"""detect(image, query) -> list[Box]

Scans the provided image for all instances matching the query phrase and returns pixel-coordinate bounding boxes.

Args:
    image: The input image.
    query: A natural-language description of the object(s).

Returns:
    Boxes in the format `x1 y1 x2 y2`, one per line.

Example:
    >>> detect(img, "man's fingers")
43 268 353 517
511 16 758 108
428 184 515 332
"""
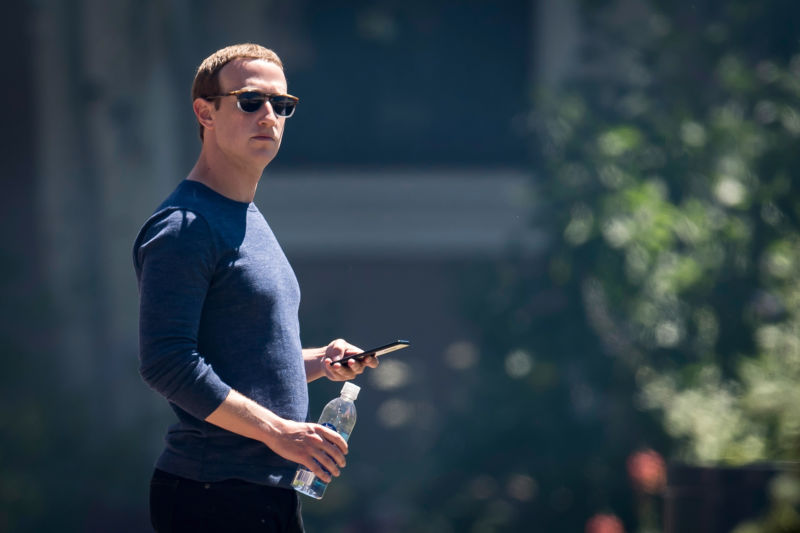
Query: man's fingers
303 458 334 483
303 433 347 482
345 355 377 373
361 354 379 368
313 447 343 476
319 425 349 456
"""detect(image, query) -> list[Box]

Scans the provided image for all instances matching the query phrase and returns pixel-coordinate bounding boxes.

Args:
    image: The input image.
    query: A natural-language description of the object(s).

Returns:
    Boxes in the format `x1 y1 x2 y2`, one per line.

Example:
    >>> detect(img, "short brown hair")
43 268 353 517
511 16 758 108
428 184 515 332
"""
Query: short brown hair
191 44 284 140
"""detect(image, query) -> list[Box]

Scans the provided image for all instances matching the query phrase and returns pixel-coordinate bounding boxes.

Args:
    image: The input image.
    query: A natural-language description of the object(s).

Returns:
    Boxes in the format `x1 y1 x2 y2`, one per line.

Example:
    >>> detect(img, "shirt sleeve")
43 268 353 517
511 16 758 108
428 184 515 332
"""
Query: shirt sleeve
134 208 232 419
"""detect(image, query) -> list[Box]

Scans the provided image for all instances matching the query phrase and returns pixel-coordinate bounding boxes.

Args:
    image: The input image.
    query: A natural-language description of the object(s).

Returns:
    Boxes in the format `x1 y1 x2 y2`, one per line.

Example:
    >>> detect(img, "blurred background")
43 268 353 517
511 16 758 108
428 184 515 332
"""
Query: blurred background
3 0 800 531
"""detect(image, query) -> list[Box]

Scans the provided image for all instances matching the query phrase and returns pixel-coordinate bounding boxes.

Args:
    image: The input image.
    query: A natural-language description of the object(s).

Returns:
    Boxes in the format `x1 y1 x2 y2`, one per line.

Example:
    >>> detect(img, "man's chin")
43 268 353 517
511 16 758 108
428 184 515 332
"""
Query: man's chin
254 150 279 168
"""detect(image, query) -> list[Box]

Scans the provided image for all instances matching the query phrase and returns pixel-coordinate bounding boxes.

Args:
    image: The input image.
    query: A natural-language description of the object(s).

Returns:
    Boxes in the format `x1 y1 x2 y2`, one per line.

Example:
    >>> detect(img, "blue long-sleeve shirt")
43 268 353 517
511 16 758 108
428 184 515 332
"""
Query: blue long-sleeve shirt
133 179 308 487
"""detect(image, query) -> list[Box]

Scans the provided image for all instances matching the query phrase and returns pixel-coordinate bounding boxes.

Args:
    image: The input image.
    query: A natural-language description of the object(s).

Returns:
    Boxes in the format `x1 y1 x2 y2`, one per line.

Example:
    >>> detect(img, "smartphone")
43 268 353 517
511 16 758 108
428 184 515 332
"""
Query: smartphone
329 340 411 365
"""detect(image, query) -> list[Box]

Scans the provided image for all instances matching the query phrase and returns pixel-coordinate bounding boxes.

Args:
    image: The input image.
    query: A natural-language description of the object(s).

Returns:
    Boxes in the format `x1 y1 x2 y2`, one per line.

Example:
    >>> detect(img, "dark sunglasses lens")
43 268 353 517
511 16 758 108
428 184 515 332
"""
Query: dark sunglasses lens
237 93 266 113
236 92 296 116
270 96 296 117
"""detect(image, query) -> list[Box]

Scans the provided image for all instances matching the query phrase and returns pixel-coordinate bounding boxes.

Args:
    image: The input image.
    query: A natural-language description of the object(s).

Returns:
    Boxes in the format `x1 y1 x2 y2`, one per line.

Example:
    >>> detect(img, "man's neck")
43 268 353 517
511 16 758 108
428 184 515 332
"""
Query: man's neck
187 150 263 204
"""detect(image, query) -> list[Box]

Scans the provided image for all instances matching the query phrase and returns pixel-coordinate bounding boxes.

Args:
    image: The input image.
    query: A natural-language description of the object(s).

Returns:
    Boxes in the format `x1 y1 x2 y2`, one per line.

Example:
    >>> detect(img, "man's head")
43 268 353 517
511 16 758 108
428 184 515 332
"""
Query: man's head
192 44 284 141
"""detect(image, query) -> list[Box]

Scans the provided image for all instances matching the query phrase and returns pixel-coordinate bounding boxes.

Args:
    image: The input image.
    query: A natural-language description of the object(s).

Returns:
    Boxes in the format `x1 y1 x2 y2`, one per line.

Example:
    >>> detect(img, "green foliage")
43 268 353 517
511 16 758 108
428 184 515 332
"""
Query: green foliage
536 0 800 468
414 1 800 531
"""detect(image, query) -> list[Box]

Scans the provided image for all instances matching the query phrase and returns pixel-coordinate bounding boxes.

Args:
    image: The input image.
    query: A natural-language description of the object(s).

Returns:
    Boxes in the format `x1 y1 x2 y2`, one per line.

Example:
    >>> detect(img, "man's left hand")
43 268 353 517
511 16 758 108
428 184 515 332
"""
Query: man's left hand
322 338 379 381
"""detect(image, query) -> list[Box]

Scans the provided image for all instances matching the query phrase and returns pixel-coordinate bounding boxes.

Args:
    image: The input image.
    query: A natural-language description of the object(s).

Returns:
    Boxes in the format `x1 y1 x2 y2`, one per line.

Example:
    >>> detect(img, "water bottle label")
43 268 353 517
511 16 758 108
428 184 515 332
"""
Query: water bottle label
294 469 315 487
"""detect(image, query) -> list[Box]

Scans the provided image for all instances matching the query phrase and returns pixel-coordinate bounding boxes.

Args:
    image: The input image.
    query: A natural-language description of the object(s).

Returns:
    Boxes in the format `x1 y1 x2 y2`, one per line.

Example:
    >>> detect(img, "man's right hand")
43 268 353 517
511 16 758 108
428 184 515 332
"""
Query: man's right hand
204 389 348 483
266 419 348 482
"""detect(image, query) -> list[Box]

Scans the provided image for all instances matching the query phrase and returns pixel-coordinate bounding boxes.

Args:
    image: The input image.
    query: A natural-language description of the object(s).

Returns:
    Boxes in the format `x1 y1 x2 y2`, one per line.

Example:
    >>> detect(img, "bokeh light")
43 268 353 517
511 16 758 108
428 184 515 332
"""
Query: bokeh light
504 349 534 379
443 340 479 370
368 359 411 391
376 398 414 429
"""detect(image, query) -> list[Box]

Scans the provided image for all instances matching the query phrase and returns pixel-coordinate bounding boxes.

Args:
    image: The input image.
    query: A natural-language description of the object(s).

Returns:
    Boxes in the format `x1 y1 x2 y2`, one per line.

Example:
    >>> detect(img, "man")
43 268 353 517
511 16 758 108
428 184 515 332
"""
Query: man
133 43 377 532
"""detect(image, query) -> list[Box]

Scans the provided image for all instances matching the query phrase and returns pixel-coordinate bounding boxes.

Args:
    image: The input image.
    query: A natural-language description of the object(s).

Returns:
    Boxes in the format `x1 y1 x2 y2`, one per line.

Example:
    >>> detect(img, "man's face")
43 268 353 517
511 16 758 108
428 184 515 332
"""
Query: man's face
207 58 289 169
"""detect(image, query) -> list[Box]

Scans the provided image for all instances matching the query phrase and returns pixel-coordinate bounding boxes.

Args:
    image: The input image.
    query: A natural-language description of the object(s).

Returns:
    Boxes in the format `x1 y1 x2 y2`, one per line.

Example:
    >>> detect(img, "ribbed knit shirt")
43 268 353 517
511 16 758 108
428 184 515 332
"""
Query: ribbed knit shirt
133 179 308 487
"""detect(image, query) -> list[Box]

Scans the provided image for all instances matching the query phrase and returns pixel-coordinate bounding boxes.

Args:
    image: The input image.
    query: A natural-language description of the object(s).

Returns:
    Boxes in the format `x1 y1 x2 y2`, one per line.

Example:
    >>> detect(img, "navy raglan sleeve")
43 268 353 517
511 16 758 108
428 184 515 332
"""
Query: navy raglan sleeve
133 208 232 419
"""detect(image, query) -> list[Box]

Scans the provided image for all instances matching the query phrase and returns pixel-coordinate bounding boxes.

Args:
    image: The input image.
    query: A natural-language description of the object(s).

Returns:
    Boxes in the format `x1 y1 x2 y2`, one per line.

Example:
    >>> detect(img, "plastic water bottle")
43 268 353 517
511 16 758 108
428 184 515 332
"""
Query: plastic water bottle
292 382 360 499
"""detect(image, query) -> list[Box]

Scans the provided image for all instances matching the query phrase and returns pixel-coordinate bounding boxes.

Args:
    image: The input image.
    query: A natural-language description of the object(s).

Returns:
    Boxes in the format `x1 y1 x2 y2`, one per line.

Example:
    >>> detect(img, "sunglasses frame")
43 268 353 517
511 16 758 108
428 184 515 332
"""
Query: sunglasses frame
205 89 299 117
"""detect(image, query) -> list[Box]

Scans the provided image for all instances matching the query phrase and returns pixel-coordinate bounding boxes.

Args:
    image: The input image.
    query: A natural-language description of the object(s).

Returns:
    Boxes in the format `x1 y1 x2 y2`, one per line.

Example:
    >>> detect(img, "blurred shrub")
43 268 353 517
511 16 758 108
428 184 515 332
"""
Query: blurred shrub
410 1 800 531
533 0 800 467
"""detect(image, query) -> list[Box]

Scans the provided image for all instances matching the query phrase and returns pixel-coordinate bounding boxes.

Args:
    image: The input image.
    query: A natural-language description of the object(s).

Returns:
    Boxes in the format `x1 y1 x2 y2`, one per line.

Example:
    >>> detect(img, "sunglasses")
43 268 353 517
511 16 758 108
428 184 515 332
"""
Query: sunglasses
206 89 299 117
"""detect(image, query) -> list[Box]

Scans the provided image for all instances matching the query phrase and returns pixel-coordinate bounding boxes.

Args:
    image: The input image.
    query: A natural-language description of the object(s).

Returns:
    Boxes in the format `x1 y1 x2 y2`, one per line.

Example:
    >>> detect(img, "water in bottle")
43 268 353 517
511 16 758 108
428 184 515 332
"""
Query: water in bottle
292 382 360 499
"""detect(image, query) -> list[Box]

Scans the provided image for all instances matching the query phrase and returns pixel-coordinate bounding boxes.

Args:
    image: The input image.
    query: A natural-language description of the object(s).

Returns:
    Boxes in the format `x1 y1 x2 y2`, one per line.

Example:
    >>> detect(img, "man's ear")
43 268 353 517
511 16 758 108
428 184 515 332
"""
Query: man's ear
193 98 215 131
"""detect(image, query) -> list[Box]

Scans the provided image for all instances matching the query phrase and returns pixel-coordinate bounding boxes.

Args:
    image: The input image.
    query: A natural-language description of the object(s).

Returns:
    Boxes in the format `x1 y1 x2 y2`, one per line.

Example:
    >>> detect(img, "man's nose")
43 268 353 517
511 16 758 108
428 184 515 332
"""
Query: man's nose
258 101 278 125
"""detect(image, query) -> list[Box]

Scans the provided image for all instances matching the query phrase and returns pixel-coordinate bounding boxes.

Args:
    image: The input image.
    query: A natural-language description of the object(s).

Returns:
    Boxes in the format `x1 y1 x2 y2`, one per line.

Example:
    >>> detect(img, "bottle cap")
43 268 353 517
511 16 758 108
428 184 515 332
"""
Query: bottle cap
341 382 360 400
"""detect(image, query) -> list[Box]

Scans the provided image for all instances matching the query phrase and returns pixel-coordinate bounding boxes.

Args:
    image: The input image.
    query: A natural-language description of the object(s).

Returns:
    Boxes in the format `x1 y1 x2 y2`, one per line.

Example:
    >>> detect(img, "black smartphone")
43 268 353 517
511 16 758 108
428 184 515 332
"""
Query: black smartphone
329 340 410 365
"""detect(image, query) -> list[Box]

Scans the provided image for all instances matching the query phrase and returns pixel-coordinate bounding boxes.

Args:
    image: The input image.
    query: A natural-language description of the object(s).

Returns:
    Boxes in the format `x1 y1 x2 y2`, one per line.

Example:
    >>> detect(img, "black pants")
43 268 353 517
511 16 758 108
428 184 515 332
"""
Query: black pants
149 469 305 533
